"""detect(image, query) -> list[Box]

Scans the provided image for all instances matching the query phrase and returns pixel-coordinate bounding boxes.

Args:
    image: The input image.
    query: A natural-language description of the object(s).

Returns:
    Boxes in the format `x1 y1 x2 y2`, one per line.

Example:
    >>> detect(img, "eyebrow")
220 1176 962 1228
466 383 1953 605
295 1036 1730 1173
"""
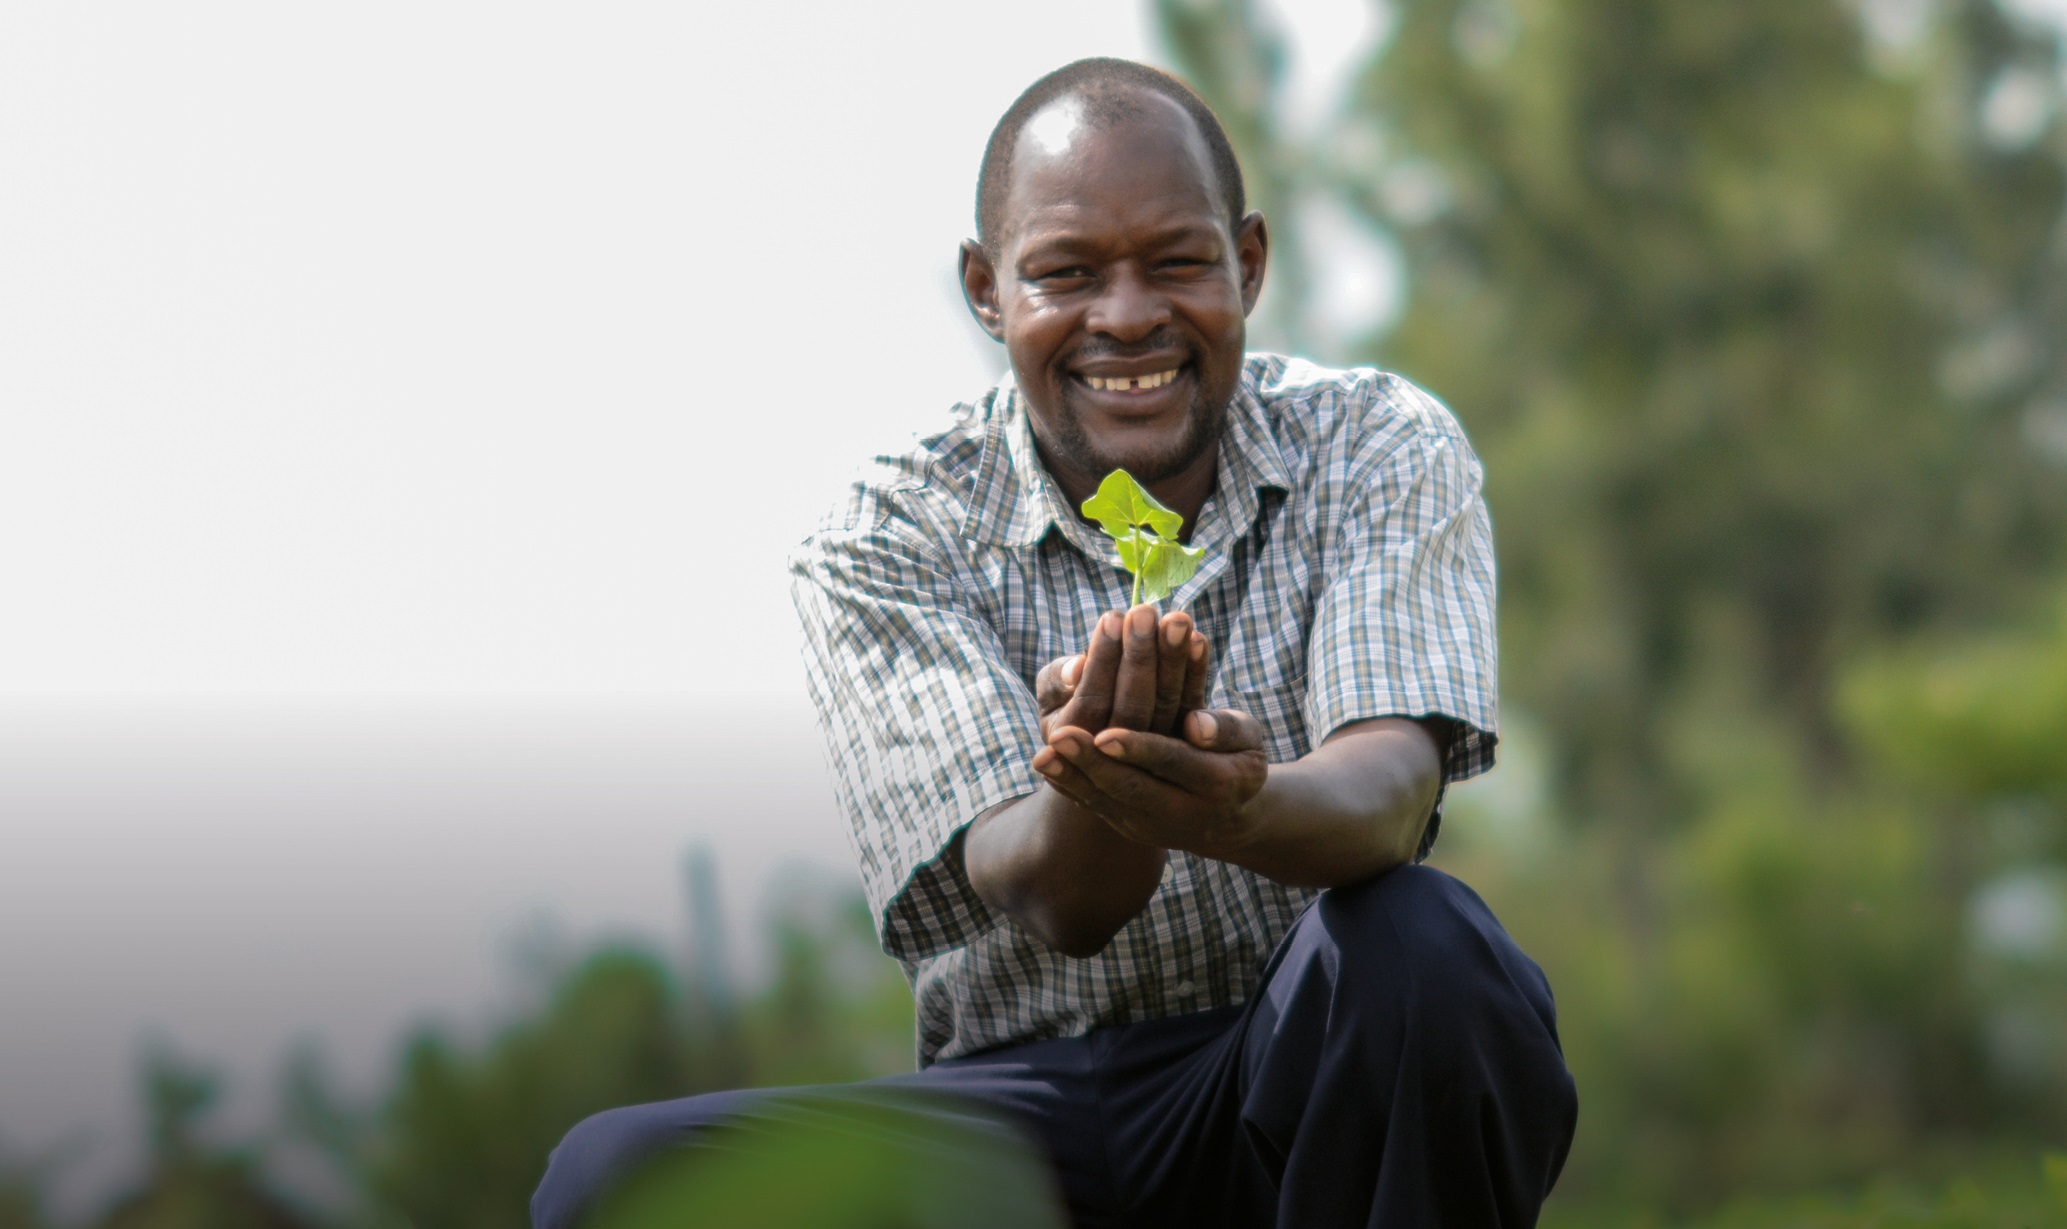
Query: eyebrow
1014 221 1224 264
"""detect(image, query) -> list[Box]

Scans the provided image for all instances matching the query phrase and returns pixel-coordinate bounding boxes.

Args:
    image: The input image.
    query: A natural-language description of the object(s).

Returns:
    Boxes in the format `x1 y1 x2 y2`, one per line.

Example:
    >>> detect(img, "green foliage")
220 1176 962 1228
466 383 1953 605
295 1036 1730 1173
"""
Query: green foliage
0 888 920 1229
1543 1154 2067 1227
361 948 700 1229
87 1052 319 1229
1081 469 1206 604
587 1091 1065 1229
309 891 914 1229
1841 589 2067 802
741 894 925 1087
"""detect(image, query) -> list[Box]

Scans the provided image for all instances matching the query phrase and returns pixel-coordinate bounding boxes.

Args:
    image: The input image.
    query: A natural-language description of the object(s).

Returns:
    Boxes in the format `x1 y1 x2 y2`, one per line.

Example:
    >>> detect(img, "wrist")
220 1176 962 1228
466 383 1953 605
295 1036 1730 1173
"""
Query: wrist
1192 764 1274 862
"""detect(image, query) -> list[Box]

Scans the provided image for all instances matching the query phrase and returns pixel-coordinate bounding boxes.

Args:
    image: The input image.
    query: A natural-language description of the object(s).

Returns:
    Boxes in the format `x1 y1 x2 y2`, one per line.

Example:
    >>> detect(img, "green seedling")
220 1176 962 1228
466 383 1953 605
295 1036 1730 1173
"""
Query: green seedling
1081 469 1206 606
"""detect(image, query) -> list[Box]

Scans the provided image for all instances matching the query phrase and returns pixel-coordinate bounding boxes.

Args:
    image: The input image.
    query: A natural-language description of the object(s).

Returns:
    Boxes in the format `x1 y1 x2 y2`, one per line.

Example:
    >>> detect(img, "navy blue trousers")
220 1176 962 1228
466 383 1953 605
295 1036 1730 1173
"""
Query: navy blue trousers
533 865 1578 1228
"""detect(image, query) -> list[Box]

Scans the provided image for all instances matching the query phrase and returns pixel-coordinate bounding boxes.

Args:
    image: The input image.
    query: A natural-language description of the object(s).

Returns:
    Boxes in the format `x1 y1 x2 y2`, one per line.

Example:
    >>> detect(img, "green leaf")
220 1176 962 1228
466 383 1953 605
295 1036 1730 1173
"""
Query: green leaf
1081 469 1205 604
1080 470 1183 542
1135 537 1205 604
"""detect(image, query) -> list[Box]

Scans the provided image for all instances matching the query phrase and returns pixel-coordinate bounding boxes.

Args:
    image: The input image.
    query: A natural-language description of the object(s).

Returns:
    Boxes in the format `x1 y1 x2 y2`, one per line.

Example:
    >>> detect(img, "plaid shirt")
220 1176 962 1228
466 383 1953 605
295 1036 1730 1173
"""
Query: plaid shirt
790 354 1498 1066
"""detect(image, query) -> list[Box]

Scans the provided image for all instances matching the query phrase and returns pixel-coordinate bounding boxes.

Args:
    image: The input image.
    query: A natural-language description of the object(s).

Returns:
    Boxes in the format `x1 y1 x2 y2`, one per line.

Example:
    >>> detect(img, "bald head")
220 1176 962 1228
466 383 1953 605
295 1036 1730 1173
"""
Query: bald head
975 58 1246 255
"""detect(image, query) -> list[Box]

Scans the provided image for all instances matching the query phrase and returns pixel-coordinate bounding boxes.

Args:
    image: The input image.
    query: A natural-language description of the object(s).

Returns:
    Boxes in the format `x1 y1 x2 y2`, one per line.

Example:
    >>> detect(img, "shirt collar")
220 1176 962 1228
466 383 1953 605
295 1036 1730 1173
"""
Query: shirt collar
961 361 1291 552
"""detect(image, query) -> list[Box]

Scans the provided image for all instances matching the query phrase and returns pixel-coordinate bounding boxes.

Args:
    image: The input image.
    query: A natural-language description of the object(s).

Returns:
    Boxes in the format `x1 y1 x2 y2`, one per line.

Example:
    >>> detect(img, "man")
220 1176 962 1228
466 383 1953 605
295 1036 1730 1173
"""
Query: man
534 58 1576 1228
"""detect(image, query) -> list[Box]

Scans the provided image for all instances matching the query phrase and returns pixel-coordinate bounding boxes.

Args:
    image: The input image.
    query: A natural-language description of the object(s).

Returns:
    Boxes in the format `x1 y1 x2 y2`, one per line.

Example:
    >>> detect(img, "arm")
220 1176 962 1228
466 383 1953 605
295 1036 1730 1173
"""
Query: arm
962 603 1212 957
1220 715 1448 885
962 789 1166 959
1037 709 1447 890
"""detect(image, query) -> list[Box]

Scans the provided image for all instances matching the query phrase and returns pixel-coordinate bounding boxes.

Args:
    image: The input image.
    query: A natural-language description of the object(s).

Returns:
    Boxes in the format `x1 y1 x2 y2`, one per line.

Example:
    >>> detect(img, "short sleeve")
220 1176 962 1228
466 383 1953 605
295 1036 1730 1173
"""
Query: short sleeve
1303 394 1499 786
790 517 1043 963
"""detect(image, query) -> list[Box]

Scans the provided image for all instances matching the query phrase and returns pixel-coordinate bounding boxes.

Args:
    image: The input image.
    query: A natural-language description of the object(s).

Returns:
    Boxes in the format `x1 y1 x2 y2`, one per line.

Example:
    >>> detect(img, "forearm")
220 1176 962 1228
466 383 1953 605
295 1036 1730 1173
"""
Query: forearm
963 787 1167 958
1205 718 1444 888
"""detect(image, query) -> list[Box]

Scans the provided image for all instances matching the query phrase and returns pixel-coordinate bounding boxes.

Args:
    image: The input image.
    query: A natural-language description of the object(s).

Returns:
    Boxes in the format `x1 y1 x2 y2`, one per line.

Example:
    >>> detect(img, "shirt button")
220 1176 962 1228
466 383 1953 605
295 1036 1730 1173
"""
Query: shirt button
1175 980 1195 997
1161 863 1176 885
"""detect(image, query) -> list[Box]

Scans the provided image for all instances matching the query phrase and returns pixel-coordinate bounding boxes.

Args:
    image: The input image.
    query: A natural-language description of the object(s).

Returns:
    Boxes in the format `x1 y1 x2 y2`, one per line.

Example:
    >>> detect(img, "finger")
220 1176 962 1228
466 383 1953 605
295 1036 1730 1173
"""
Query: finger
1055 730 1200 815
1178 633 1212 720
1183 707 1266 754
1038 756 1155 843
1034 653 1084 716
1149 611 1193 736
1033 744 1102 810
1053 612 1122 734
1091 727 1265 797
1037 728 1125 813
1109 604 1161 730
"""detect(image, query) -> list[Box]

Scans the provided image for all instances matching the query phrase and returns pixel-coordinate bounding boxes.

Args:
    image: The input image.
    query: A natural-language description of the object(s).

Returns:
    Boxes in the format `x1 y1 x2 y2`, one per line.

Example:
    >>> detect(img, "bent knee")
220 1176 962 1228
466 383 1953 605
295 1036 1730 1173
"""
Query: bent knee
1320 865 1558 1034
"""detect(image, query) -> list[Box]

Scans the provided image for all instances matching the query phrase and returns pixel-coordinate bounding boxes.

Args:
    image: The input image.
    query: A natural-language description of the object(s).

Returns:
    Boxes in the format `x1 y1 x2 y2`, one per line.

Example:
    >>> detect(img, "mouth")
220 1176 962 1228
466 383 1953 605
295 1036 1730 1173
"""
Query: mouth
1078 367 1183 393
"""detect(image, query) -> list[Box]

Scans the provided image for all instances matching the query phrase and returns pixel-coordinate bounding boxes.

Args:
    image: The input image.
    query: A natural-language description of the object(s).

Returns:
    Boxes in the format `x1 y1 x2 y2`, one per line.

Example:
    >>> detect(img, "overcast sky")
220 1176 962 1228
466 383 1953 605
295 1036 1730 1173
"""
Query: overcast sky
0 0 1421 713
1 3 1136 707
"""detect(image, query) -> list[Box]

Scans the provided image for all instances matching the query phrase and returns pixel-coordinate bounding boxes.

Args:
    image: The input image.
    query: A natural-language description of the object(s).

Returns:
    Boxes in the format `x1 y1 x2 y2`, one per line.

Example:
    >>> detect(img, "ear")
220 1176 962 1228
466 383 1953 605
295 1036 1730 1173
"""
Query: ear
1234 211 1269 316
959 239 1006 341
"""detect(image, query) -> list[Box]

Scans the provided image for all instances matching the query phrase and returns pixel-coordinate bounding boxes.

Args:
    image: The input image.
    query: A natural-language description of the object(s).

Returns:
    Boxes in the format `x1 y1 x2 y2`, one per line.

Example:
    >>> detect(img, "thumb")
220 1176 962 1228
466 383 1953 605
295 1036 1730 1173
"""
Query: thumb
1185 708 1263 752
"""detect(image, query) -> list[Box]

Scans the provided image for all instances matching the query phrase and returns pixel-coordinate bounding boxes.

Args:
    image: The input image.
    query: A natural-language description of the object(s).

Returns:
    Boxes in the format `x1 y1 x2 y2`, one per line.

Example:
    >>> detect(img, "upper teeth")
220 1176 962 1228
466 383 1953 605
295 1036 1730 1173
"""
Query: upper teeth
1087 369 1179 392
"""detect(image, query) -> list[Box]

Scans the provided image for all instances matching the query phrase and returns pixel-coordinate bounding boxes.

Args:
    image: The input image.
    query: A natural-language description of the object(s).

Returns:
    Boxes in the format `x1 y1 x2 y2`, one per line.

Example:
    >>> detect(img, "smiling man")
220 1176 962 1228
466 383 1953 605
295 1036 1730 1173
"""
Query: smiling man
533 59 1576 1229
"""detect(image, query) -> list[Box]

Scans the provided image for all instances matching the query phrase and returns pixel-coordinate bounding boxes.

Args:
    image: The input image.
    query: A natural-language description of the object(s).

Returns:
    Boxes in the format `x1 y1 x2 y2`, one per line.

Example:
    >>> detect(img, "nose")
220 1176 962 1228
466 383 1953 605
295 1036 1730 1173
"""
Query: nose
1084 263 1170 343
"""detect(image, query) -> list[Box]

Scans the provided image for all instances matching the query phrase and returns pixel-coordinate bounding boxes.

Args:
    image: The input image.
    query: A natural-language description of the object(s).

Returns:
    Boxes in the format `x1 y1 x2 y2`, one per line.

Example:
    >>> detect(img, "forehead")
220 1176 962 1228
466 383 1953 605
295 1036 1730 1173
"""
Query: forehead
1000 91 1227 253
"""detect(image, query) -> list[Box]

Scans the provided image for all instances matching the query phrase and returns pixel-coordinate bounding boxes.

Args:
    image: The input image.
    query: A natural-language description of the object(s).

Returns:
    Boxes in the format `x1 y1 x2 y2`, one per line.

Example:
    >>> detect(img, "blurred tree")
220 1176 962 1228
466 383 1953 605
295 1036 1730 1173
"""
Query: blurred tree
272 887 914 1228
355 947 700 1229
744 892 924 1087
89 1052 318 1229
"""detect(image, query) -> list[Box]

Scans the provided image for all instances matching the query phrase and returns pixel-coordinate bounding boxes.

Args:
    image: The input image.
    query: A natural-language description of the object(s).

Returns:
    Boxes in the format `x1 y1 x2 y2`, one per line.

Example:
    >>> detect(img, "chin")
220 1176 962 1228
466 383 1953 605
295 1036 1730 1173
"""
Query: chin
1046 389 1225 485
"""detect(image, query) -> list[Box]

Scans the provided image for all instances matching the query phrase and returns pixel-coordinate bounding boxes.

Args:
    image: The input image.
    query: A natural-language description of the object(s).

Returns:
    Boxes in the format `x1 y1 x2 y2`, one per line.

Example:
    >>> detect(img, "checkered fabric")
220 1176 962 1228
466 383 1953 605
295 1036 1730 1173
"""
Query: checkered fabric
789 354 1499 1066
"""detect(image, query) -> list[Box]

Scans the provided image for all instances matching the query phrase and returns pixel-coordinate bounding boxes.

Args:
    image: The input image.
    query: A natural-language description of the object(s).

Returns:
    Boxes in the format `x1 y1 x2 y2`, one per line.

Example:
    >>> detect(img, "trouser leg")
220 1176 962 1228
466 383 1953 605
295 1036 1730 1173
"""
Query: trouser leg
534 865 1576 1229
1237 864 1577 1228
1087 865 1574 1229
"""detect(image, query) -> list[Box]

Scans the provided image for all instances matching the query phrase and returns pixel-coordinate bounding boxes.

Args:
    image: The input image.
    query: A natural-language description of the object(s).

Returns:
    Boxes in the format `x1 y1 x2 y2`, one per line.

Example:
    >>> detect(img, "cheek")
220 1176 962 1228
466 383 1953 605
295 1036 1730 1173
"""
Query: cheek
1175 288 1247 341
1004 303 1078 369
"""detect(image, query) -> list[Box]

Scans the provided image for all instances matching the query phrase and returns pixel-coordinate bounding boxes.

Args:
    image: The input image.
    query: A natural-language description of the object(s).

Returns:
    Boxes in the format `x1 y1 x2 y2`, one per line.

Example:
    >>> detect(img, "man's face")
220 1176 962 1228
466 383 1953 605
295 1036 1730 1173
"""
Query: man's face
962 93 1268 492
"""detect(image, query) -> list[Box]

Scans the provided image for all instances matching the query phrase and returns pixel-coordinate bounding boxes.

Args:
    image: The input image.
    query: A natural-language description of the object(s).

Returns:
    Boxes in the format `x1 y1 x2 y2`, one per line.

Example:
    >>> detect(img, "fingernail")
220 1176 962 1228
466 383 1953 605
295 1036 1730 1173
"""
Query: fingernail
1194 712 1218 743
1096 734 1127 759
1099 613 1121 640
1128 606 1155 634
1164 621 1187 648
1063 655 1083 684
1037 759 1061 777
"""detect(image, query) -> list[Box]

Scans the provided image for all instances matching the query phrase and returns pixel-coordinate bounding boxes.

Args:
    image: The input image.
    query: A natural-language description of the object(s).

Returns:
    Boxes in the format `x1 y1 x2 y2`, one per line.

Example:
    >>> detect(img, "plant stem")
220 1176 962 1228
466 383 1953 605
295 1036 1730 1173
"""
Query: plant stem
1131 571 1141 606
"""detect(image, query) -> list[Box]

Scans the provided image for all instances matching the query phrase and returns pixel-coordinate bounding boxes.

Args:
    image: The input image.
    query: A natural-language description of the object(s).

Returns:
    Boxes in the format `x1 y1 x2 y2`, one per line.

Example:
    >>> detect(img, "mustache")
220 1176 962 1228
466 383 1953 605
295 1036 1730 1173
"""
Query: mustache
1068 330 1195 365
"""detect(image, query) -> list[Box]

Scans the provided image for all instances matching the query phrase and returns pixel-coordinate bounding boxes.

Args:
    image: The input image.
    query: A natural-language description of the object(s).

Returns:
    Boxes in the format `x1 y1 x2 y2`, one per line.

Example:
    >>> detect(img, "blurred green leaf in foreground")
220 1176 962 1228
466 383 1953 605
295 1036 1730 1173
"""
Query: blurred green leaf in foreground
586 1090 1065 1229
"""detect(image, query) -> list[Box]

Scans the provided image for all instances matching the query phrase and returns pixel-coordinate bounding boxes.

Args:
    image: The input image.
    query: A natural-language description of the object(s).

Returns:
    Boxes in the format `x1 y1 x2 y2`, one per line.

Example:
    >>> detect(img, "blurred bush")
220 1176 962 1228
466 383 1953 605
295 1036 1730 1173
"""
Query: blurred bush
1 885 916 1228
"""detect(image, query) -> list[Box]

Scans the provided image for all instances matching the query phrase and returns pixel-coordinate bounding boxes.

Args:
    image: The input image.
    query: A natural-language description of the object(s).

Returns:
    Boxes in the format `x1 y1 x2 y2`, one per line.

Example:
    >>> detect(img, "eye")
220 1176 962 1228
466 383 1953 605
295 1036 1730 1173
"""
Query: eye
1033 265 1094 282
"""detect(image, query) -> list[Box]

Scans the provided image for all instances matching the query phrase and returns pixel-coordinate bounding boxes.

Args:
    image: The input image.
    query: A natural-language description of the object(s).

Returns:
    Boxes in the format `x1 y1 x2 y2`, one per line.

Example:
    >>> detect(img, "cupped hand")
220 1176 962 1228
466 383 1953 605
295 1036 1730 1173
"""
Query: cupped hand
1034 605 1211 740
1031 707 1269 857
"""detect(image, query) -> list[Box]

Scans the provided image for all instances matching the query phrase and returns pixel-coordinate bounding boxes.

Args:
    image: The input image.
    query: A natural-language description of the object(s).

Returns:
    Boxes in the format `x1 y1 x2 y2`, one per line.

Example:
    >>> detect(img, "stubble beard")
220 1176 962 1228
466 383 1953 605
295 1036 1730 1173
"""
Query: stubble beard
1044 378 1228 486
